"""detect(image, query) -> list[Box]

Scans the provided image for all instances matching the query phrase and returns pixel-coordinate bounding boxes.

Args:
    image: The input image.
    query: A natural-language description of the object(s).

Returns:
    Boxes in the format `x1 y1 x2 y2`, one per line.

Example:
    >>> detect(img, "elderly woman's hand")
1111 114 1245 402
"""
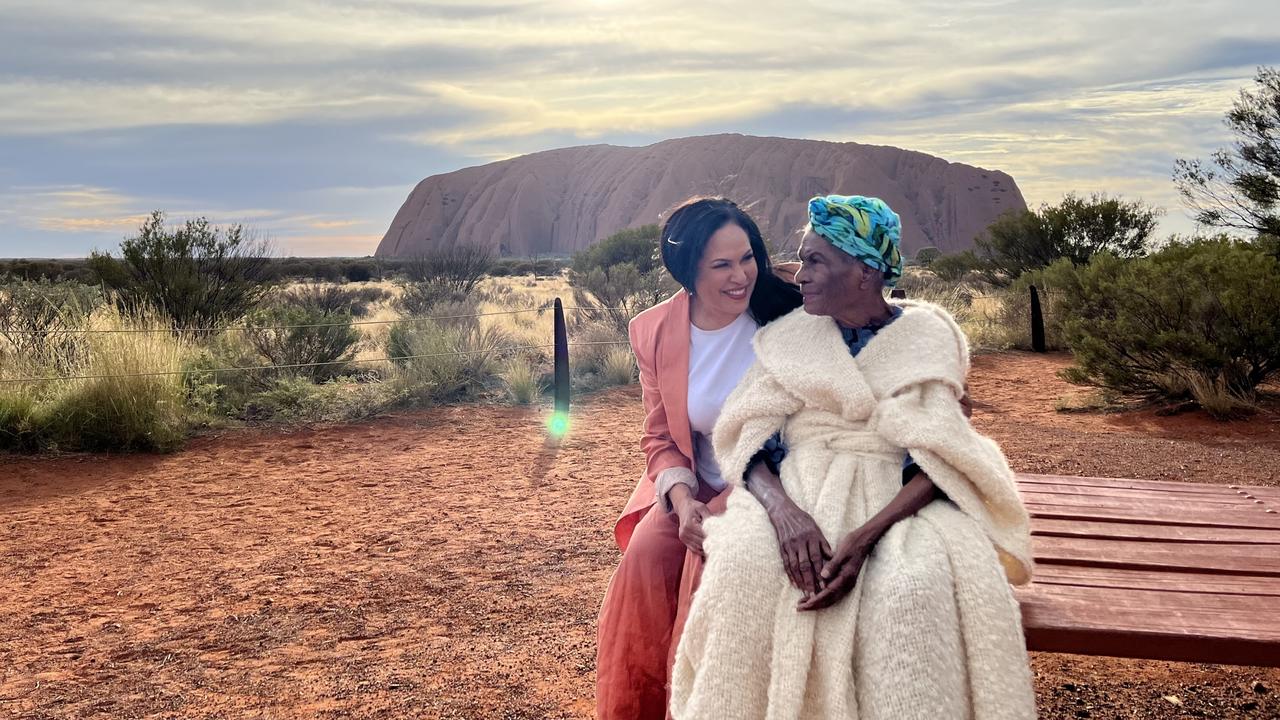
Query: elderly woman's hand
744 462 831 595
796 526 876 611
766 500 833 597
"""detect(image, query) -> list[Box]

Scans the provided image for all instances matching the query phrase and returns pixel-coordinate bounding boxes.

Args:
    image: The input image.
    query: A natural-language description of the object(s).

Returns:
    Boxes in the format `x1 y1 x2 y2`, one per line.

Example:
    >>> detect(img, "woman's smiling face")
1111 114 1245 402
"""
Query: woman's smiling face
693 221 758 319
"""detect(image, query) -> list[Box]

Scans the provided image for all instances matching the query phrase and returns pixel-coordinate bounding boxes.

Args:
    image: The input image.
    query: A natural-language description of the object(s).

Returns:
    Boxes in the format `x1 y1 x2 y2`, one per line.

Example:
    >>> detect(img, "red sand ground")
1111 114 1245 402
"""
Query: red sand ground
1 351 1278 719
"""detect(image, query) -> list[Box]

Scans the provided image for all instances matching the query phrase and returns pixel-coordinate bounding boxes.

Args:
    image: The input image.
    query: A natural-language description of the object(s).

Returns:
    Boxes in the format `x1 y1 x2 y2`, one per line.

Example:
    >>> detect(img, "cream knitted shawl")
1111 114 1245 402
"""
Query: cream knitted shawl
670 301 1036 720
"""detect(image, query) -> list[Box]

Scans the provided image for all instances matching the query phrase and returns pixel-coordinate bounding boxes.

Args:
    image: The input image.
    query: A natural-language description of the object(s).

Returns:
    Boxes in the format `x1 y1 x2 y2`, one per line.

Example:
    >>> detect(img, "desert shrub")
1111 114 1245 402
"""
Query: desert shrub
89 211 274 331
570 321 626 374
572 225 661 276
278 283 384 318
0 377 48 450
181 331 264 417
914 246 942 266
929 251 985 281
402 245 493 293
1056 237 1280 417
397 280 468 317
238 375 395 424
344 262 374 283
349 284 392 306
569 225 672 331
387 319 509 402
244 297 362 383
501 356 544 404
0 278 101 368
987 265 1073 351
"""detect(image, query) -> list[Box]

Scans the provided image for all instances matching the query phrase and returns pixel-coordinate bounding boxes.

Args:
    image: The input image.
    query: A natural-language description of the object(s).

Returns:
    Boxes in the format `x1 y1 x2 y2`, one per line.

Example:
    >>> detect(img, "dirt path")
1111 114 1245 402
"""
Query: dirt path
1 352 1277 718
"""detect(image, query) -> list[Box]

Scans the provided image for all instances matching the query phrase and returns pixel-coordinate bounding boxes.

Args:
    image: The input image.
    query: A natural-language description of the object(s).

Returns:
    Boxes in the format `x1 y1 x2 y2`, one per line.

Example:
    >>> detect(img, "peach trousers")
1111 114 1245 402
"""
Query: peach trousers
595 485 730 720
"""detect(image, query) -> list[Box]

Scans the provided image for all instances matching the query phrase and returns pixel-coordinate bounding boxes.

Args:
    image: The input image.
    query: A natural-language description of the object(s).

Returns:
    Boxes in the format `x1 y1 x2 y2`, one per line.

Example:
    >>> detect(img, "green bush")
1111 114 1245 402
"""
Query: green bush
239 375 396 424
929 251 985 281
90 211 274 331
1055 237 1280 417
991 264 1074 351
0 305 190 452
500 355 544 404
571 225 661 276
245 303 363 383
914 246 942 266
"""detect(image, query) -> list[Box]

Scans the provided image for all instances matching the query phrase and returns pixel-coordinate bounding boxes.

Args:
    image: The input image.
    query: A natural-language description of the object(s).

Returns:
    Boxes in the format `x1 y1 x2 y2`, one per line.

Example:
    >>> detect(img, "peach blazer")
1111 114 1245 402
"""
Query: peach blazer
614 289 696 552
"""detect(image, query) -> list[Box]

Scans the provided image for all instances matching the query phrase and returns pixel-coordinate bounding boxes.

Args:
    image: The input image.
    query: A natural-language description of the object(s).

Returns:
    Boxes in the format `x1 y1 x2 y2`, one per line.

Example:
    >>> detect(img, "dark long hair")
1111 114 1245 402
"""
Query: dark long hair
659 197 802 325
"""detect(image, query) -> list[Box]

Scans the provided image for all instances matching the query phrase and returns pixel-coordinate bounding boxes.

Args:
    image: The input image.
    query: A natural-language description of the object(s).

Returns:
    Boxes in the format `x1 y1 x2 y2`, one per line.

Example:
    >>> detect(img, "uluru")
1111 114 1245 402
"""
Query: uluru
375 134 1026 258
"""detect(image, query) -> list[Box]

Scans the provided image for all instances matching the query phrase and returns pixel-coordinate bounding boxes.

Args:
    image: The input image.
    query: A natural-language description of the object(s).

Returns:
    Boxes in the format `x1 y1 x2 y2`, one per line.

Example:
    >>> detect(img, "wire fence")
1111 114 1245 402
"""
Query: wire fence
0 340 632 385
0 304 636 385
0 305 631 335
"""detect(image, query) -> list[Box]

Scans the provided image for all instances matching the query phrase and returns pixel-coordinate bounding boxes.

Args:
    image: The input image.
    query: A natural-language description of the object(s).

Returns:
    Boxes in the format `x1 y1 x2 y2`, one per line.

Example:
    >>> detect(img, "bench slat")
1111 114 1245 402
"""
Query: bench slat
1031 565 1280 596
1031 518 1280 545
1032 536 1280 574
1024 503 1280 530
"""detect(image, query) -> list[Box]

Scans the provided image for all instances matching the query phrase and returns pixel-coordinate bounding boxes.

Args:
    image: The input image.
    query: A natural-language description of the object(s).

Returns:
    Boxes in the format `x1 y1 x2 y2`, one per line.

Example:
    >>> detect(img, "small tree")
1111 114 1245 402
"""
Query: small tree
569 225 672 331
1174 66 1280 238
975 194 1162 283
570 225 662 277
90 211 273 331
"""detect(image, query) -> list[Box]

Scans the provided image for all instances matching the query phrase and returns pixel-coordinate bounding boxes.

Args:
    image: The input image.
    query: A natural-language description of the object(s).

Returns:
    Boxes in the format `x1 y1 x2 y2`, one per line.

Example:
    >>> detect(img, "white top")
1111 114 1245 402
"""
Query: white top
687 311 760 491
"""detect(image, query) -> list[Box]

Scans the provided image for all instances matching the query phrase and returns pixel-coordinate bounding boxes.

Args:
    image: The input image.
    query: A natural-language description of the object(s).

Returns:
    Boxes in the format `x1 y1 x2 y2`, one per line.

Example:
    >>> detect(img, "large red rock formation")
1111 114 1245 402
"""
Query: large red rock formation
376 134 1025 258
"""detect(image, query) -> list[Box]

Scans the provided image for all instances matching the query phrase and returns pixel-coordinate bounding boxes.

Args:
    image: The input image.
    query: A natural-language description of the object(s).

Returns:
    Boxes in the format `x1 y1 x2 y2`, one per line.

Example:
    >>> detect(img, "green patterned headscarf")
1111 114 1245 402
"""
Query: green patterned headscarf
807 194 903 287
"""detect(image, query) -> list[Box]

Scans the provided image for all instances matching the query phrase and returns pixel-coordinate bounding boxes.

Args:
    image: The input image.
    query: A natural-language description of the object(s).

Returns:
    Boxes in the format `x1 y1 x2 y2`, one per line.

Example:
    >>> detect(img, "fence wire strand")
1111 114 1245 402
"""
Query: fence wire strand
0 340 632 385
0 306 632 335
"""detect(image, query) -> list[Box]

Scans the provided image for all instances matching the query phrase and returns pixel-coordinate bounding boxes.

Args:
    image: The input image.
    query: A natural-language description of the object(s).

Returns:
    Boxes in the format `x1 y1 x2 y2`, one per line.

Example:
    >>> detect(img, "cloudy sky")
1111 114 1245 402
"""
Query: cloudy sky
2 0 1277 258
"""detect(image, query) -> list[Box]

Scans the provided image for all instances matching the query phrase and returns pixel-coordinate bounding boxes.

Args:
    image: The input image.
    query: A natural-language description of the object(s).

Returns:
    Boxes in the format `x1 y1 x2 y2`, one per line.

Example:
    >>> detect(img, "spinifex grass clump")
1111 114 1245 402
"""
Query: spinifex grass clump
0 304 191 451
500 355 545 405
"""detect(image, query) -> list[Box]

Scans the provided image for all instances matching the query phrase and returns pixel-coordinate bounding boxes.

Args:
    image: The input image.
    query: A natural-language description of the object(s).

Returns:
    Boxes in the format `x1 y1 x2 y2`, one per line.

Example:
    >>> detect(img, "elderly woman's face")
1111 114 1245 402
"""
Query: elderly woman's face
794 229 866 317
693 221 758 319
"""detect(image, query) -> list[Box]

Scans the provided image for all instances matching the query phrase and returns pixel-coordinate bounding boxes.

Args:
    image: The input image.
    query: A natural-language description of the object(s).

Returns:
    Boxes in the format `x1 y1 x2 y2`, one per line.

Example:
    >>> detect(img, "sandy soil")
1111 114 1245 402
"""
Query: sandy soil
1 351 1277 719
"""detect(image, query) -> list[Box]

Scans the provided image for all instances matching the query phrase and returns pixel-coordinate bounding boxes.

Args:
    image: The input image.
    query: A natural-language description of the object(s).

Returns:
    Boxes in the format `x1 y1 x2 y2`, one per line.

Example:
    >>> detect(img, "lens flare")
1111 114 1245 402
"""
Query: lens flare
548 411 569 438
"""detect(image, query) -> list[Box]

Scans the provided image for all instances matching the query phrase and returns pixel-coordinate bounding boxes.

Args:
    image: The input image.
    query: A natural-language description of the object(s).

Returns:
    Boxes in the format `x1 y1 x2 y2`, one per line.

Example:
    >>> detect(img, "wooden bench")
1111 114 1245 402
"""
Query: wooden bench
1014 474 1280 667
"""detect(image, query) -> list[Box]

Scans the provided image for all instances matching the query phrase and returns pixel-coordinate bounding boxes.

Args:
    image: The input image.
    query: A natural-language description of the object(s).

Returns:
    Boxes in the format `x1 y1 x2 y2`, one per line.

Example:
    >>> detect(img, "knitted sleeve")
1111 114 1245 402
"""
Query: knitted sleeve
873 380 1034 585
712 361 804 490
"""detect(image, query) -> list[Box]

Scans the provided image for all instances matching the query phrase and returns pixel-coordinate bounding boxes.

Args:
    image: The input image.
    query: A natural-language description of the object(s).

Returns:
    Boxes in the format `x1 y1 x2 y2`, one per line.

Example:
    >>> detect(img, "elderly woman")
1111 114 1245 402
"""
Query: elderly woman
670 195 1036 720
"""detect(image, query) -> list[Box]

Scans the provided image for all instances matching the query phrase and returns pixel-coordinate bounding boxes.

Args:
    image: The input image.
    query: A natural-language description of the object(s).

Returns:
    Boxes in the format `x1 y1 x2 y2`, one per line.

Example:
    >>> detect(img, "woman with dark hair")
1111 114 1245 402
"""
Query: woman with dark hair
670 195 1033 720
596 196 831 720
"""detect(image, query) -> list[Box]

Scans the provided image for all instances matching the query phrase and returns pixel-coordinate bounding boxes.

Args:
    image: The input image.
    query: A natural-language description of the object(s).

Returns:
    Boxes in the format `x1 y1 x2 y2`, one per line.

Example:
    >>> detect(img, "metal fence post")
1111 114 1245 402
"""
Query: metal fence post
551 297 570 435
1030 285 1046 353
